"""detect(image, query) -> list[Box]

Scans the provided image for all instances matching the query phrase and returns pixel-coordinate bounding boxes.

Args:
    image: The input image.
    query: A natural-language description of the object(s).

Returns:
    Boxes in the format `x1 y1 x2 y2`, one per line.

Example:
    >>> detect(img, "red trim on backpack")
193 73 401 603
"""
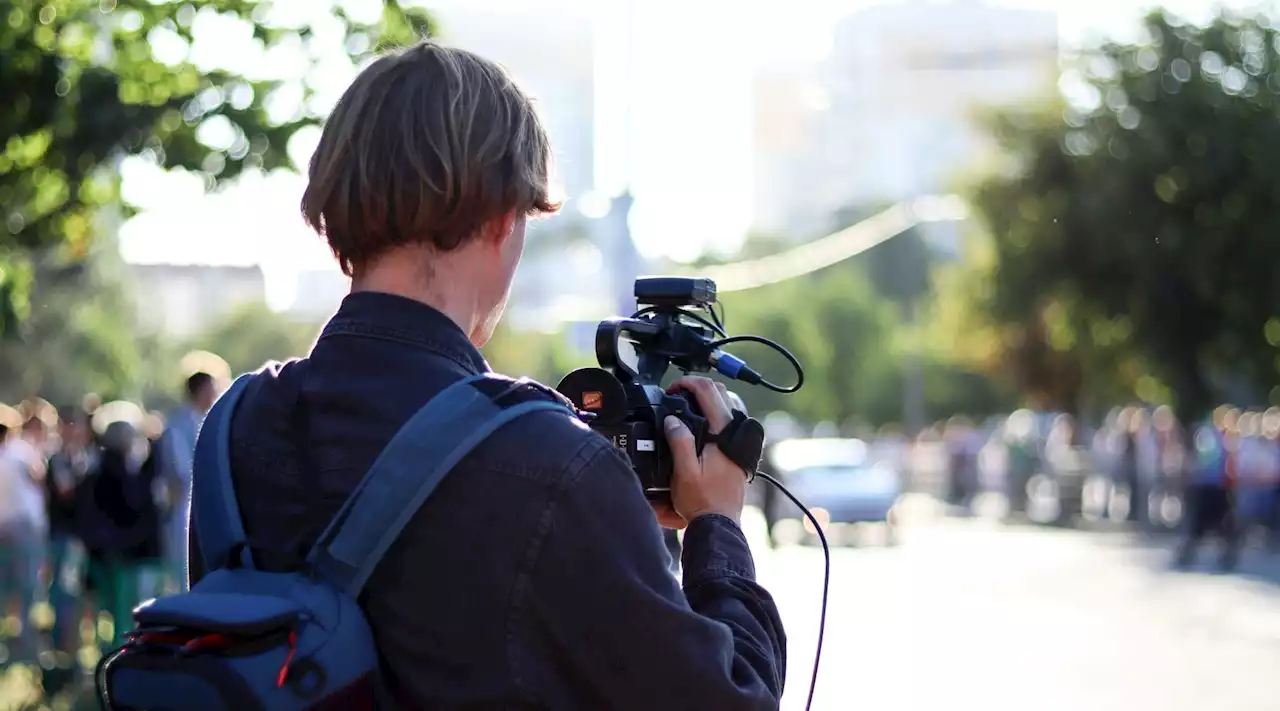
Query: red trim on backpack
276 631 298 687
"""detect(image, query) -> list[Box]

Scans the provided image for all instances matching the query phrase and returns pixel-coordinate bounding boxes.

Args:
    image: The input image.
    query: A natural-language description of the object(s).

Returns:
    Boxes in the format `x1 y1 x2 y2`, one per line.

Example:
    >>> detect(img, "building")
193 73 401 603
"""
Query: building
289 268 350 322
128 264 267 338
753 0 1060 238
750 62 830 237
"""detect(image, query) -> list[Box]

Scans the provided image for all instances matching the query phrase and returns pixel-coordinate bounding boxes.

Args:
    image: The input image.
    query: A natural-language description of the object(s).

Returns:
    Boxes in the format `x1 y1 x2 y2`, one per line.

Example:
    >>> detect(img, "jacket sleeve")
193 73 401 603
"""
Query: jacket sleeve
521 440 786 710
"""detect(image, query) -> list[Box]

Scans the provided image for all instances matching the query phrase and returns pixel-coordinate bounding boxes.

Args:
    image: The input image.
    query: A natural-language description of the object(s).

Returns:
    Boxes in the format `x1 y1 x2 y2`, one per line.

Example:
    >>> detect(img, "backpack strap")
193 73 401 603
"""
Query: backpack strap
307 373 574 598
192 372 258 573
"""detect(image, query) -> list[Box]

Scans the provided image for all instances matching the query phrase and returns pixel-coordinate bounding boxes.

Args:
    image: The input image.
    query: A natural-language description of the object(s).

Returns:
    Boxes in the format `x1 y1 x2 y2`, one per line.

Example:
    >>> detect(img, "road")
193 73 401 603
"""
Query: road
739 506 1280 711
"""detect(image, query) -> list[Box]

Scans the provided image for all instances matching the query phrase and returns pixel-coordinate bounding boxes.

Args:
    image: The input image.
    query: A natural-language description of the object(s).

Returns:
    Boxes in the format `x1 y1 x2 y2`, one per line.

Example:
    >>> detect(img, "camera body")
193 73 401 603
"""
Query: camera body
556 277 725 501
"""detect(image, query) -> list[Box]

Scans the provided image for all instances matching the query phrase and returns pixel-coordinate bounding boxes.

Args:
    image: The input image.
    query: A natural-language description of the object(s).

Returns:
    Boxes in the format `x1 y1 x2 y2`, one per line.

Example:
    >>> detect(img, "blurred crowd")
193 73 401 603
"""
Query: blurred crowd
914 404 1280 562
766 403 1280 565
0 373 220 669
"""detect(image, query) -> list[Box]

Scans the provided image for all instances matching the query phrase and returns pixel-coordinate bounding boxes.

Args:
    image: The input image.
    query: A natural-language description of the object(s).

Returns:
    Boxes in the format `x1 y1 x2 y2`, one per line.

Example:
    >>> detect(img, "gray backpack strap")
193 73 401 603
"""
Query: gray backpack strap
306 374 573 597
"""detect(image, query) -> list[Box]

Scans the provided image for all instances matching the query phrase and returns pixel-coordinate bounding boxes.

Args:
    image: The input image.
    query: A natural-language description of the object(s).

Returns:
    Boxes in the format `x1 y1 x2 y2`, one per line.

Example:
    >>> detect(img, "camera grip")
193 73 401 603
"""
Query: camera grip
664 390 709 455
680 412 710 457
705 411 765 477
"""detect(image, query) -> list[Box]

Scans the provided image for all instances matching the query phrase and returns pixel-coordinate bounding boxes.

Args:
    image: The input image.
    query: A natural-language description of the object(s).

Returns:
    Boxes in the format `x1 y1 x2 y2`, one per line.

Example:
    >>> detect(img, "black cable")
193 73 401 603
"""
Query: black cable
708 335 805 393
681 309 728 338
709 302 726 333
755 470 828 711
630 306 729 338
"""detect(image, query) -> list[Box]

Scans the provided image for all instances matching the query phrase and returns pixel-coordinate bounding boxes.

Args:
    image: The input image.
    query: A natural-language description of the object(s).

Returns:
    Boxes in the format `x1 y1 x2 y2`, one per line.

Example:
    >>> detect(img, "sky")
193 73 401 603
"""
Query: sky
116 0 1258 308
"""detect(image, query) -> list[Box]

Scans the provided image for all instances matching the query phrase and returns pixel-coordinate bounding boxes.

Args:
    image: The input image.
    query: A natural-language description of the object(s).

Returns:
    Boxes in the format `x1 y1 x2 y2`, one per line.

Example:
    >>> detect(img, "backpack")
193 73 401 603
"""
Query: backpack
94 371 574 711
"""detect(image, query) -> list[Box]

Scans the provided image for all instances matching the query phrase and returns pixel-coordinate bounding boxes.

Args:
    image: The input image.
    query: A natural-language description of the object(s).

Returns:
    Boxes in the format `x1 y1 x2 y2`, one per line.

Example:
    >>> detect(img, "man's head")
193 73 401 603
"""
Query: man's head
58 405 92 448
22 414 48 445
187 372 218 414
20 398 55 447
301 40 560 346
1263 407 1280 440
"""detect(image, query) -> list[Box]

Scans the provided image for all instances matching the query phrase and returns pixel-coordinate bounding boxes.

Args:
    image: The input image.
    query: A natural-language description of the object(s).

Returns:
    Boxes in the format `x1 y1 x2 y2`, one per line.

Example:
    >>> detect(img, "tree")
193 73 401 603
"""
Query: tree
482 321 592 387
929 225 1148 417
833 203 934 311
717 261 905 426
659 225 1016 429
0 229 142 405
955 9 1280 419
0 0 435 334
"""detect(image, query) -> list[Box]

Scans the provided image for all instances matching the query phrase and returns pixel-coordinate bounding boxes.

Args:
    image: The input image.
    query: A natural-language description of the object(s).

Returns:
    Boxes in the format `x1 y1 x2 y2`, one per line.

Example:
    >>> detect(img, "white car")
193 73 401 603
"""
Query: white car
764 438 902 546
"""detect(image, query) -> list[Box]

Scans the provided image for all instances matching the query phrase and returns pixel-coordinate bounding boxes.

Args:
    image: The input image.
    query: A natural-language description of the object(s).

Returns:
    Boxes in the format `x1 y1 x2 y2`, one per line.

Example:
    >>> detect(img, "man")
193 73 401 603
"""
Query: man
45 406 98 656
159 372 218 591
188 40 785 709
1121 408 1147 523
1177 407 1241 570
1261 407 1280 548
1001 409 1038 517
0 405 46 660
83 419 159 651
1149 405 1185 531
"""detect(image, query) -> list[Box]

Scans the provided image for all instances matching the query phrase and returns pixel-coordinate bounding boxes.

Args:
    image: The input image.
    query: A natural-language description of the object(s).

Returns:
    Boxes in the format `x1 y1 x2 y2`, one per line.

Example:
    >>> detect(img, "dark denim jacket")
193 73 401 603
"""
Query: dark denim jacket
189 291 786 710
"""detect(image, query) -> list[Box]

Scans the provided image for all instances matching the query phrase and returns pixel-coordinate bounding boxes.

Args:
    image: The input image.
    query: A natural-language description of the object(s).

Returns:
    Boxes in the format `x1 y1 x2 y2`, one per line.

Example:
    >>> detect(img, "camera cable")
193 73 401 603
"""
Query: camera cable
753 470 829 711
708 335 804 394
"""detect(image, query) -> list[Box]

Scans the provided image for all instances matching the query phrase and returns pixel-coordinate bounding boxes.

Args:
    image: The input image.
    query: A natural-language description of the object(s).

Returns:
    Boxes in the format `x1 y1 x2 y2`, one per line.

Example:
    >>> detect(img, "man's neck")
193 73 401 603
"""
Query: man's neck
350 253 482 343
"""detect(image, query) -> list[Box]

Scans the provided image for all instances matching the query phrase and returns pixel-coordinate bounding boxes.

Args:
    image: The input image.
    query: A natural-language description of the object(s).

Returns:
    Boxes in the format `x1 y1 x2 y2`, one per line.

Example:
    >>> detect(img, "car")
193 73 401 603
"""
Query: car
763 438 902 547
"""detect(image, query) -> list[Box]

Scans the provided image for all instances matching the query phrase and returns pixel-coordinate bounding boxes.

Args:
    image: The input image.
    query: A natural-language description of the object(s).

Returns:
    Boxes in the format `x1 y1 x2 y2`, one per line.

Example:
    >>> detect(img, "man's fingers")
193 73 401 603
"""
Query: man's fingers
712 381 738 414
651 502 688 530
663 416 701 479
707 380 733 413
726 390 748 416
667 377 732 432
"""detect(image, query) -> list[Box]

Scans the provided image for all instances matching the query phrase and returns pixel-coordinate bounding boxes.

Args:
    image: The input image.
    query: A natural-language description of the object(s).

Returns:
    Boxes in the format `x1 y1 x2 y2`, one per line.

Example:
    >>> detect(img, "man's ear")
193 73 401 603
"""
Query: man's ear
482 210 518 249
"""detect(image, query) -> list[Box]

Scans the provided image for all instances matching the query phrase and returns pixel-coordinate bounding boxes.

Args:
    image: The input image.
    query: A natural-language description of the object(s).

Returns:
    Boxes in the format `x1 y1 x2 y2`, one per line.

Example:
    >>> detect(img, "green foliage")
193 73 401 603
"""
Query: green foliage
482 263 912 427
833 203 935 308
0 0 435 334
474 221 1016 430
374 0 438 51
952 8 1280 418
688 231 796 267
483 321 593 386
715 256 1012 427
0 229 142 405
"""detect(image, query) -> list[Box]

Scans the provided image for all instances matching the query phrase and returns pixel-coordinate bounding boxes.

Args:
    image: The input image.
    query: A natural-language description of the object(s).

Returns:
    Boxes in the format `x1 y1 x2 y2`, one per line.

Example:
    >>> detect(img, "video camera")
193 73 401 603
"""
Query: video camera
556 277 803 502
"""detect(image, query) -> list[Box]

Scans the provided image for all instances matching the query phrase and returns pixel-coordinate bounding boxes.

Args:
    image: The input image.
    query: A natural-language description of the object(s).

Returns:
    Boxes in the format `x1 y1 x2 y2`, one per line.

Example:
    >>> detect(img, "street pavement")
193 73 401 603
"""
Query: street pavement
739 502 1280 711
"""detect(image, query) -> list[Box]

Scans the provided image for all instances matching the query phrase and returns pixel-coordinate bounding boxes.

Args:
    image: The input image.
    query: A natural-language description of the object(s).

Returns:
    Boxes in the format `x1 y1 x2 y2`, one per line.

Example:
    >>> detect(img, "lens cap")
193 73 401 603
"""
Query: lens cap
556 368 629 425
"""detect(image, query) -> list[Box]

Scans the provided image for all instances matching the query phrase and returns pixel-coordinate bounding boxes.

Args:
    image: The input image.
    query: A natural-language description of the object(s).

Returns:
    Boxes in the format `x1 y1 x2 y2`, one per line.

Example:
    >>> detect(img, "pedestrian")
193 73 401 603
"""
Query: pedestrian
1176 407 1241 570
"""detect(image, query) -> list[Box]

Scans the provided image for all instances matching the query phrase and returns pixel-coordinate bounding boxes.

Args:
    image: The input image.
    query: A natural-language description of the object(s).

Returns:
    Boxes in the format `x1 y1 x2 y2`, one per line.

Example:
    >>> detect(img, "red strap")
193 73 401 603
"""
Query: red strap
276 631 298 688
183 633 236 652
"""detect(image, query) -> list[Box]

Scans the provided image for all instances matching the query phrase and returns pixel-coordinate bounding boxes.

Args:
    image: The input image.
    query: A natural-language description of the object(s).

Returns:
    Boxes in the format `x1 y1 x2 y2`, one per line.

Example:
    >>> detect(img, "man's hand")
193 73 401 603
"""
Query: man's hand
651 502 687 530
657 376 748 527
